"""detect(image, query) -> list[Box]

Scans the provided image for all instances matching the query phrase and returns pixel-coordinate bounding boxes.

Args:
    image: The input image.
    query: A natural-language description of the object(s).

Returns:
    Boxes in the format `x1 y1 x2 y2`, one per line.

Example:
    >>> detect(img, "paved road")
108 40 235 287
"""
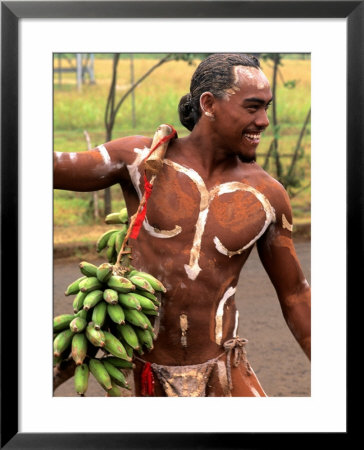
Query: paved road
54 240 310 397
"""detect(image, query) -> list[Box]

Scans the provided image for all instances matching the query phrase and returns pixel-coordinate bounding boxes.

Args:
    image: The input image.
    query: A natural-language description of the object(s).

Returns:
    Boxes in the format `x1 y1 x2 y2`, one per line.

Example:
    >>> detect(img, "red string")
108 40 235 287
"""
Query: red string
129 125 177 240
129 174 153 239
140 362 155 396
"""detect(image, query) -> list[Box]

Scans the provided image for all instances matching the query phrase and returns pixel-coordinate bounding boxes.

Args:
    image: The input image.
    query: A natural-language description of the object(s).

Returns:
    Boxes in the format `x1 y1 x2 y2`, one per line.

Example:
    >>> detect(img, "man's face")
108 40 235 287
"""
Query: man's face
212 66 272 162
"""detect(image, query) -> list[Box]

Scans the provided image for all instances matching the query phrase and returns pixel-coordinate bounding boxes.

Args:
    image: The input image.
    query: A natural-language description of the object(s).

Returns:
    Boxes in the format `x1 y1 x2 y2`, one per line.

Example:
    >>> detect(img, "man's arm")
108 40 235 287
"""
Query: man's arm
257 184 311 360
54 135 152 192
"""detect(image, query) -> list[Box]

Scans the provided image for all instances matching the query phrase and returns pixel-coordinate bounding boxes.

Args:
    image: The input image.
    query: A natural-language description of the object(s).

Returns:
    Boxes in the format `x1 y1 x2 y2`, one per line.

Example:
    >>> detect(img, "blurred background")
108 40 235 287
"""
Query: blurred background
53 53 311 251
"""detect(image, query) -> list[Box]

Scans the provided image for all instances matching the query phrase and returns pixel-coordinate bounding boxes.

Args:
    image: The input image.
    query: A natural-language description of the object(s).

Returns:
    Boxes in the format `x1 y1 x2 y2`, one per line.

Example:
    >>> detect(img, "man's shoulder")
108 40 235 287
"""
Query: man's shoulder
103 135 153 166
244 163 291 213
245 163 285 191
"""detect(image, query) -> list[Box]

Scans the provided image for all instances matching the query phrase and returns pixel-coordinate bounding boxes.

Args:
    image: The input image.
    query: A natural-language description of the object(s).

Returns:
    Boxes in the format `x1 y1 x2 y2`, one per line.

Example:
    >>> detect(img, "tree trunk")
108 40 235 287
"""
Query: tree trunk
272 54 283 181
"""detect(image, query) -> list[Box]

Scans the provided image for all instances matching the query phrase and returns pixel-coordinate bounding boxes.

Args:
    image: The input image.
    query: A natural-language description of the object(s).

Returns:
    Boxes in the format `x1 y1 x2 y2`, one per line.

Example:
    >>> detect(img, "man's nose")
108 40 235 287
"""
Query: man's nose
255 109 270 128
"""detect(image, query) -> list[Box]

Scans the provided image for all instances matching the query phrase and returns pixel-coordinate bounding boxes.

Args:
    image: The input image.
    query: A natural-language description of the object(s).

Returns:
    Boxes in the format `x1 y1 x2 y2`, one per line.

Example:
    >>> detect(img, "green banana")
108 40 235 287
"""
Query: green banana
74 309 88 320
69 316 87 333
105 212 123 224
82 289 103 310
135 289 160 305
96 262 113 283
123 341 134 359
79 261 98 277
53 314 75 332
118 293 142 311
64 276 87 296
135 328 154 351
106 232 118 263
142 309 159 316
127 269 138 277
116 323 140 350
89 358 112 391
138 311 154 332
103 331 132 361
128 275 155 294
124 309 149 330
103 360 130 388
114 229 126 254
74 364 89 395
105 381 122 396
85 322 106 347
53 329 74 357
103 356 135 370
92 301 107 330
96 228 119 253
131 271 167 293
72 291 87 313
107 304 126 325
106 246 116 264
71 333 88 365
131 293 158 311
79 277 103 294
103 288 119 305
119 207 128 224
107 275 135 293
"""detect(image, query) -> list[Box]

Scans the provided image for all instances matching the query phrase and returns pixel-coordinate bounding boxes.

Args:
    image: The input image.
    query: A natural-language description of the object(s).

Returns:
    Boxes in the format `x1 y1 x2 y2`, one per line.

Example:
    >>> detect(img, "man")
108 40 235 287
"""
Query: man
54 54 310 397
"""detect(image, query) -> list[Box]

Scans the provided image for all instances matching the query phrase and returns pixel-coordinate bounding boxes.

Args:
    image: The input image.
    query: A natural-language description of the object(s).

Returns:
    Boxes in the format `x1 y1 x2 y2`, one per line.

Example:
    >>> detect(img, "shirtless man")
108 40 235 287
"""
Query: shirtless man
54 54 311 397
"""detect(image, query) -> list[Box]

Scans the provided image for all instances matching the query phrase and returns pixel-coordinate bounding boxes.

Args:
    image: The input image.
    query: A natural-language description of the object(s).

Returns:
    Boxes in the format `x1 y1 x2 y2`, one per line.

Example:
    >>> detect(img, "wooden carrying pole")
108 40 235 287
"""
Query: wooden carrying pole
144 124 174 174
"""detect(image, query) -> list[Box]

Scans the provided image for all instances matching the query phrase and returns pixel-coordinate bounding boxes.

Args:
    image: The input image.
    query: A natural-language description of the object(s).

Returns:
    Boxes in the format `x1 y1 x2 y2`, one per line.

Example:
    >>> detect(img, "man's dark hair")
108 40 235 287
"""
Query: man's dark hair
178 53 260 131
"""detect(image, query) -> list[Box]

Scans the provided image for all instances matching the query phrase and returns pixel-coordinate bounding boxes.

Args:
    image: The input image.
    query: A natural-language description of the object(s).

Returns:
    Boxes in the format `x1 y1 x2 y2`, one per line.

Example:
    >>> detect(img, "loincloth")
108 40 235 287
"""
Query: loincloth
137 337 252 397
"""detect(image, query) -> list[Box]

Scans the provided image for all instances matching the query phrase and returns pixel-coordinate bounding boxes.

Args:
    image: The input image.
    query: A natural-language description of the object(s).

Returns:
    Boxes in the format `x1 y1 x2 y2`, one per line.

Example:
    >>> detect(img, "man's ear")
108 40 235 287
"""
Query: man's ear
199 91 215 116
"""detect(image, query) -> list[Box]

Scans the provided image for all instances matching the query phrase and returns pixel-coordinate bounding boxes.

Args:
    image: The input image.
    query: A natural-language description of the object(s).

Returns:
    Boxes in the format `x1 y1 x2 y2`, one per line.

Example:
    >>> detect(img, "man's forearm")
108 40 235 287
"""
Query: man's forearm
281 287 311 360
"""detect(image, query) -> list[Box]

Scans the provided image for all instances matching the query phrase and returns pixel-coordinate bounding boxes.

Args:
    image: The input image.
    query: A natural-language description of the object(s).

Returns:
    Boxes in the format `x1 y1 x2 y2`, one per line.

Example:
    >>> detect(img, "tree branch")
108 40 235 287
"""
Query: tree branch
109 54 173 126
287 107 311 179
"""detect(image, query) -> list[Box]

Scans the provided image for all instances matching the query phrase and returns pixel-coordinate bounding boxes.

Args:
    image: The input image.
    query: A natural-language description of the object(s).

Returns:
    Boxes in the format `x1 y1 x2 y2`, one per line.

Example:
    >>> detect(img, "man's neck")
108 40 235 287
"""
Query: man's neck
178 124 239 179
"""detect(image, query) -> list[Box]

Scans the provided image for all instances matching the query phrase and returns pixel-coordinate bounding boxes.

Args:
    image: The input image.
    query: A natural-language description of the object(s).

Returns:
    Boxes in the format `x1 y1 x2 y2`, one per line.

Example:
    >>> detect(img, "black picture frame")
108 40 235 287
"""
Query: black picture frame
1 1 359 448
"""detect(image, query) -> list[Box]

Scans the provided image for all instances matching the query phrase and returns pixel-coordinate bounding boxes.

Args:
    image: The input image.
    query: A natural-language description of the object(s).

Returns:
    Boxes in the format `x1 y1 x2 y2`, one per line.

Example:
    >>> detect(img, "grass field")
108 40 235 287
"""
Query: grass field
54 54 311 243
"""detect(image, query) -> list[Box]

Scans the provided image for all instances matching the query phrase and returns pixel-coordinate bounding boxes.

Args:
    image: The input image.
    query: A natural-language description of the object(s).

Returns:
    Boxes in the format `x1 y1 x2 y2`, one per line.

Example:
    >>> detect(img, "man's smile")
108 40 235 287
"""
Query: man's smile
242 131 262 145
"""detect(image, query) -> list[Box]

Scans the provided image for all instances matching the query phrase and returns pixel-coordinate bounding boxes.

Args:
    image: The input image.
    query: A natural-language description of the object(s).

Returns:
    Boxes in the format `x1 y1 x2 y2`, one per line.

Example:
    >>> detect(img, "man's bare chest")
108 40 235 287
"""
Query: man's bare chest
144 160 276 267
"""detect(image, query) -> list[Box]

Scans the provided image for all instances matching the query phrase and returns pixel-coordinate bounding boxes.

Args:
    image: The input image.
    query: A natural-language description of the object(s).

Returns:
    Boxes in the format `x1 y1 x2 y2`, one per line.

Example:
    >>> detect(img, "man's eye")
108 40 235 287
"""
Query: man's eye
265 103 272 111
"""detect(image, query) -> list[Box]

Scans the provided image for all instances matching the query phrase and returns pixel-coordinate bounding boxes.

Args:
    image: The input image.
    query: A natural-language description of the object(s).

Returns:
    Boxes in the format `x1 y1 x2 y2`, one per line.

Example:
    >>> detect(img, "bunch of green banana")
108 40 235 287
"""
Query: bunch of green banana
96 208 129 264
54 258 166 396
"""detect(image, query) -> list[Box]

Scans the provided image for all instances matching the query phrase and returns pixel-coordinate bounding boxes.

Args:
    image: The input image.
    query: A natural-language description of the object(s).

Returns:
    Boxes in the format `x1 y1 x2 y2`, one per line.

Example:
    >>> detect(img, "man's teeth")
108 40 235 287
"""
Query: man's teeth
244 133 260 139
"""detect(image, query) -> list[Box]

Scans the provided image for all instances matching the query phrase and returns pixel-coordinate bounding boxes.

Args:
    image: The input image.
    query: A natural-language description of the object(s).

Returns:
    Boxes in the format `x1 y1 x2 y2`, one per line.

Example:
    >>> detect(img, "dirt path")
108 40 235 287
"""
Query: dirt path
54 240 310 397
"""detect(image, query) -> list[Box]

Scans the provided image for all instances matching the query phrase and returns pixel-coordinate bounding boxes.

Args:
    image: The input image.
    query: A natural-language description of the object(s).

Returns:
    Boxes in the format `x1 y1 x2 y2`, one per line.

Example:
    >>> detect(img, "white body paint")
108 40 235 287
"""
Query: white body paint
215 286 236 345
282 213 293 232
233 310 239 338
251 387 262 397
213 182 276 258
126 146 151 200
216 359 231 396
97 144 112 166
143 219 182 238
233 66 270 91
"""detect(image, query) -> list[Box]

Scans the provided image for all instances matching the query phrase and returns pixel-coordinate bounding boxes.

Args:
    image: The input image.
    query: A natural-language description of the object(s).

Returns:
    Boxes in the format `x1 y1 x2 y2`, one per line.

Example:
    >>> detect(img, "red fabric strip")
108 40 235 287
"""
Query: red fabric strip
129 174 153 239
140 362 155 396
